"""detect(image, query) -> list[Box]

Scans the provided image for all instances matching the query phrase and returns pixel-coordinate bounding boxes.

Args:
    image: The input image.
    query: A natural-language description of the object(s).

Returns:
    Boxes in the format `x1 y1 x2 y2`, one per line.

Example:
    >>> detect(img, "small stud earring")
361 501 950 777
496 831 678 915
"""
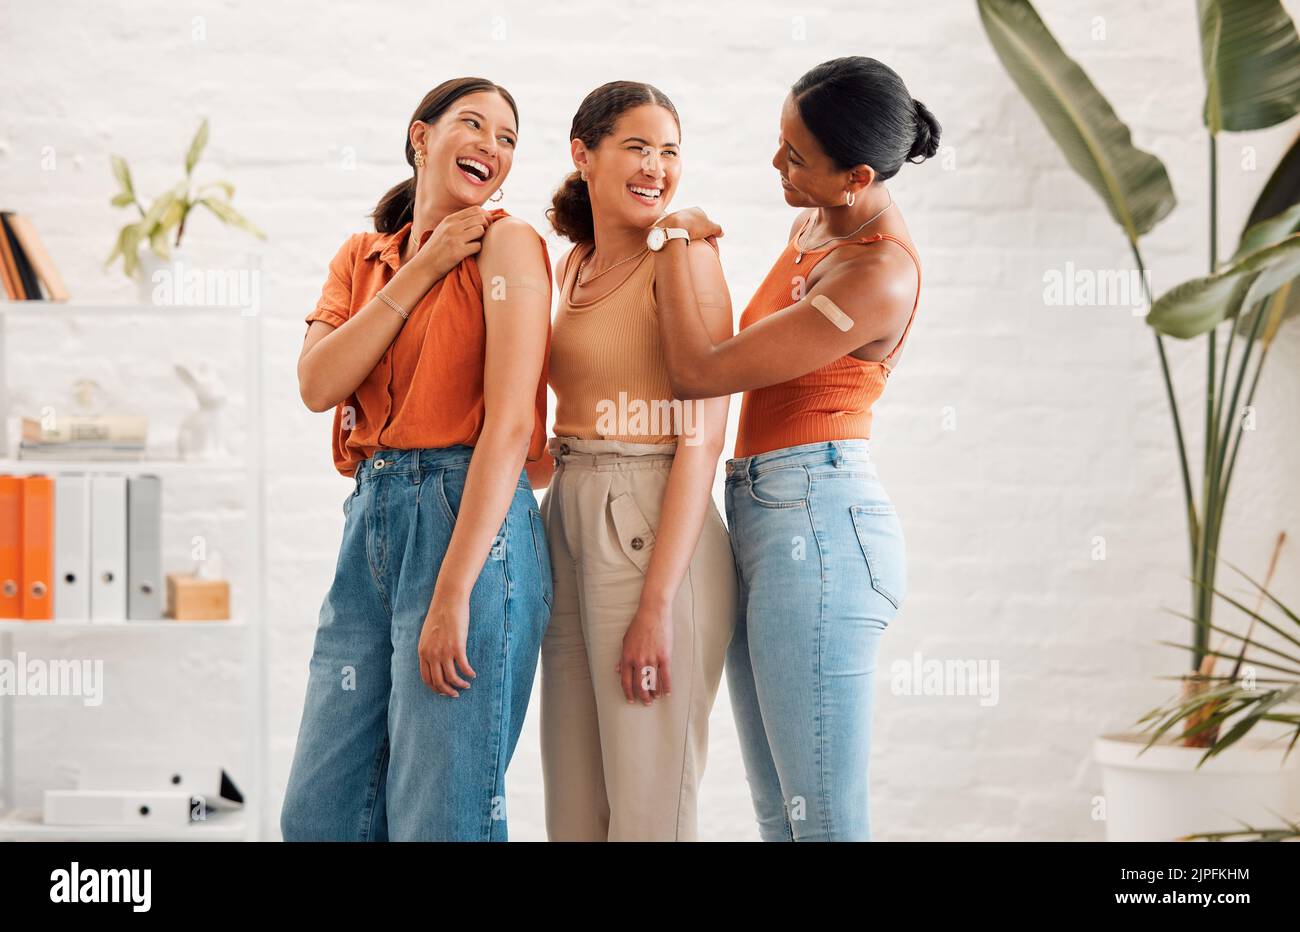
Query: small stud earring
413 150 425 168
845 189 855 207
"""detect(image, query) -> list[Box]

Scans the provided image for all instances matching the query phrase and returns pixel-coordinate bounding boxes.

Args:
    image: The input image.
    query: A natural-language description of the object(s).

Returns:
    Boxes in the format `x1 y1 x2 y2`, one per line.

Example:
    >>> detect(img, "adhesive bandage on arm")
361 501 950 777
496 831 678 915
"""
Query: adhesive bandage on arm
695 290 728 309
485 274 554 300
811 294 854 332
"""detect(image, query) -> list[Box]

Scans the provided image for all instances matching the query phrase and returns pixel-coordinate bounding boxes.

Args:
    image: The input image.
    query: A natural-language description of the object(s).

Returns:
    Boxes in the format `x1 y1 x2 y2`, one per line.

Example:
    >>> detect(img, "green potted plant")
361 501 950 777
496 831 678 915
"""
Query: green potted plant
1144 538 1300 842
977 0 1300 839
105 118 265 302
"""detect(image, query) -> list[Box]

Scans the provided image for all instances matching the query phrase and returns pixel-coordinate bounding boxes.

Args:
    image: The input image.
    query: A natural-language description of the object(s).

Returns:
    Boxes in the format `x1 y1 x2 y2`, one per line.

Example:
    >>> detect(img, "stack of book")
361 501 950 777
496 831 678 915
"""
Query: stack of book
0 211 68 301
20 415 148 461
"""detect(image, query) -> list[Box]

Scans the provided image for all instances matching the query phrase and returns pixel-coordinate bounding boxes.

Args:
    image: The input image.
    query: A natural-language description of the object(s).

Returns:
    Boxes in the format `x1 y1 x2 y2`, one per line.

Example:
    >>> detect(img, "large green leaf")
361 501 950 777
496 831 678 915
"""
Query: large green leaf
1244 131 1300 229
1149 233 1300 338
1232 201 1300 261
1231 203 1300 341
977 0 1176 241
1200 0 1300 134
1231 132 1300 339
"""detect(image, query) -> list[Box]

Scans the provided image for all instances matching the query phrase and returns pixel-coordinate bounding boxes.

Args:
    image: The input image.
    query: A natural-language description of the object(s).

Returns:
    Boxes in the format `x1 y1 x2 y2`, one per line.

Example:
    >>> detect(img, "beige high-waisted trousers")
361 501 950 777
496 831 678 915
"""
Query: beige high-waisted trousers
538 436 737 841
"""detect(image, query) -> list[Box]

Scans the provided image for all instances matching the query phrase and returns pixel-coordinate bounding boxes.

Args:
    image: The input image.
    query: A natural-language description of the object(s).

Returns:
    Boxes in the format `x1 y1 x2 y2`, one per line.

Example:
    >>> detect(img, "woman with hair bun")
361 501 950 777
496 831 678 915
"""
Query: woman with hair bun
651 56 940 841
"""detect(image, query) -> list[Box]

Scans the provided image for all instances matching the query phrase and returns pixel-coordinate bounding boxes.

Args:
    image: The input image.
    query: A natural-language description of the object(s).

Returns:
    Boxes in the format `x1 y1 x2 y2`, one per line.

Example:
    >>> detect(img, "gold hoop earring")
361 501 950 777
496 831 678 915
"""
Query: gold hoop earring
413 150 425 168
845 189 855 207
580 169 588 182
489 187 504 203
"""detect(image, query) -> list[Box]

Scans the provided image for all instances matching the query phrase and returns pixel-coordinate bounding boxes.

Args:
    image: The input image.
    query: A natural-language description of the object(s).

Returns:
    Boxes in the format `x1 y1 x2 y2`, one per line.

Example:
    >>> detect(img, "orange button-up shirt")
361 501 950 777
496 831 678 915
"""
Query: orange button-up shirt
305 209 552 477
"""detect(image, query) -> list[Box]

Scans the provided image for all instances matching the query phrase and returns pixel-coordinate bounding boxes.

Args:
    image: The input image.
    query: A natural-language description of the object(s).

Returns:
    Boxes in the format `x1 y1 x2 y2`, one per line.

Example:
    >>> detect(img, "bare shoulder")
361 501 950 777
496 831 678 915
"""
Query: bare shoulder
478 215 546 276
820 235 919 311
481 214 541 251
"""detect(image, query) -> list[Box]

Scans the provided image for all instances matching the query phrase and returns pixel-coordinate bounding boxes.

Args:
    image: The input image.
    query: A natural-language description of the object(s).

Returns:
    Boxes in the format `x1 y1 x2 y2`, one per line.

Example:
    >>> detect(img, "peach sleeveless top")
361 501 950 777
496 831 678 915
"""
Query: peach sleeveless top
549 239 719 446
733 212 921 458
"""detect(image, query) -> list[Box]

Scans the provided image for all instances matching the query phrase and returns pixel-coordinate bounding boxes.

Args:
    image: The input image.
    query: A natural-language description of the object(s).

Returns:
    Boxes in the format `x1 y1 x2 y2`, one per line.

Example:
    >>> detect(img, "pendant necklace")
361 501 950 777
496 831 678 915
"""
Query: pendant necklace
794 191 895 264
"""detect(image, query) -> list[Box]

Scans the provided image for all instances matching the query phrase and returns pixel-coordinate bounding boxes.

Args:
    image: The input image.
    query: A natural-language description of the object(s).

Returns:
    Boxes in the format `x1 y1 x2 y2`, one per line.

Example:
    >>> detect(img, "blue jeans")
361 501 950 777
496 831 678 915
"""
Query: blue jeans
724 439 906 841
280 445 553 841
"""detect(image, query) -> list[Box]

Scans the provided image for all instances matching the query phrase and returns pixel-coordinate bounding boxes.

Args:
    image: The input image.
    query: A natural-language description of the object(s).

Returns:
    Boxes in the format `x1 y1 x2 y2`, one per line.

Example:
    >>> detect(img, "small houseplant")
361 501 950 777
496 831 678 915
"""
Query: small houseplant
105 118 265 290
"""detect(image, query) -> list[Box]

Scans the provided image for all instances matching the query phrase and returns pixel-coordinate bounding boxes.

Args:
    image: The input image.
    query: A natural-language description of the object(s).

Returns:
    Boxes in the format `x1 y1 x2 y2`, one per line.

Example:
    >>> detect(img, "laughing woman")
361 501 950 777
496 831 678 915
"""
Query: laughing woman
537 81 737 841
281 77 554 841
651 57 939 841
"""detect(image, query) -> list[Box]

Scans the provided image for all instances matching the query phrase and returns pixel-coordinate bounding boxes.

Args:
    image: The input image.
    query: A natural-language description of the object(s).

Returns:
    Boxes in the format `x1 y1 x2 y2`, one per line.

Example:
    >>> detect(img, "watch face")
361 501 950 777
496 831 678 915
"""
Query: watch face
647 227 665 251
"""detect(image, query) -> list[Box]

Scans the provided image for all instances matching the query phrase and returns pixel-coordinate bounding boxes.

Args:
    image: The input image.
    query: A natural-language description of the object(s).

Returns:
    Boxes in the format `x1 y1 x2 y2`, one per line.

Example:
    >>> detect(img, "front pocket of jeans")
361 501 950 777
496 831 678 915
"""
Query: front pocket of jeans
436 466 468 524
747 465 810 508
850 504 906 610
609 491 655 574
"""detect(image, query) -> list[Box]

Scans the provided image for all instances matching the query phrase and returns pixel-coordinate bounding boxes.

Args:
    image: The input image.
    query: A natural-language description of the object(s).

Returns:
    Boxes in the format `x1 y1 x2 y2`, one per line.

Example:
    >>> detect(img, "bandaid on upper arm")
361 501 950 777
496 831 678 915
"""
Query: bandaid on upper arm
485 275 553 299
811 294 854 332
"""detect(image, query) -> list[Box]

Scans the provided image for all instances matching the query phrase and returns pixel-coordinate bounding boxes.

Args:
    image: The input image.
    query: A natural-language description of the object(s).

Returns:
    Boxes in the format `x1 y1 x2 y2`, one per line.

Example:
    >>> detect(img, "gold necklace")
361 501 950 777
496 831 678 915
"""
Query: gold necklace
576 243 649 287
794 192 895 264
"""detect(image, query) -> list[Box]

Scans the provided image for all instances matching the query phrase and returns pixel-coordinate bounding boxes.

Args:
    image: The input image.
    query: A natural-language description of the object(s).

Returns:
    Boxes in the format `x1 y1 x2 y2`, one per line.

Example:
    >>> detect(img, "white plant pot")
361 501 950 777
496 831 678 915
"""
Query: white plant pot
1093 733 1300 841
135 249 192 306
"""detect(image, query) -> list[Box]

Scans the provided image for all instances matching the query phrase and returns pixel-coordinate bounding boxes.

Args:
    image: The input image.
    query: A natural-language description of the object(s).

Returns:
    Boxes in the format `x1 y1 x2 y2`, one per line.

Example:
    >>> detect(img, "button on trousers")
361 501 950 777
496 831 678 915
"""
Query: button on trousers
539 436 737 841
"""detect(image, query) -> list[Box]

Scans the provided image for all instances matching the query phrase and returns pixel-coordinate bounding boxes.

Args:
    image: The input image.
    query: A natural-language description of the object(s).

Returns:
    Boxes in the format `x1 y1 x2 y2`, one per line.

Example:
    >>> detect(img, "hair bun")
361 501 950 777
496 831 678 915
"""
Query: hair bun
908 98 941 163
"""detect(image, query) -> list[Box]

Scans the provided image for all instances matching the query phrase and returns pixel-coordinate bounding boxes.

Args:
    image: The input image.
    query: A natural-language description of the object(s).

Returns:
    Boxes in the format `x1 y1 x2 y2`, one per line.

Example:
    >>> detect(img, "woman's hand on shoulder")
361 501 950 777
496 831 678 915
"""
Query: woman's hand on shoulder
658 206 723 243
412 205 492 281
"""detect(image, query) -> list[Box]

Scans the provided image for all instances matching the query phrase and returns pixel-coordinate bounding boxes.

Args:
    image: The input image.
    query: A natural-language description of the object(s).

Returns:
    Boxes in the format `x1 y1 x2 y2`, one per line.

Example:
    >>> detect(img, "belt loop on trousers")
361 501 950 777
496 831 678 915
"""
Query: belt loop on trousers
830 440 843 468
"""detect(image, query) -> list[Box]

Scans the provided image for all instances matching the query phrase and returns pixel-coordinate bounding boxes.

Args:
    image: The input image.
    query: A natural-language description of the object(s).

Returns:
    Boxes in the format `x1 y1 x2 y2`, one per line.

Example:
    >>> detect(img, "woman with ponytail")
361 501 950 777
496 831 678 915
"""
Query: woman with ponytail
281 78 555 841
651 56 940 841
538 81 737 841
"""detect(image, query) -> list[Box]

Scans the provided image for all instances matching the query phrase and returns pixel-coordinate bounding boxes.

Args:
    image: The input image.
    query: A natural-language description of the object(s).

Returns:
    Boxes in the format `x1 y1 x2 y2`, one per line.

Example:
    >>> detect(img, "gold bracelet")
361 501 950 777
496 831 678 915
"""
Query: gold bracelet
376 290 409 321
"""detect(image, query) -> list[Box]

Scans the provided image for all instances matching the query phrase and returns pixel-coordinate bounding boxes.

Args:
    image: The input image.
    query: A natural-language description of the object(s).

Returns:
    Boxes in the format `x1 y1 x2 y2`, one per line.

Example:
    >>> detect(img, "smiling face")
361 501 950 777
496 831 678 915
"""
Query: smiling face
772 91 872 207
574 104 681 230
412 89 517 207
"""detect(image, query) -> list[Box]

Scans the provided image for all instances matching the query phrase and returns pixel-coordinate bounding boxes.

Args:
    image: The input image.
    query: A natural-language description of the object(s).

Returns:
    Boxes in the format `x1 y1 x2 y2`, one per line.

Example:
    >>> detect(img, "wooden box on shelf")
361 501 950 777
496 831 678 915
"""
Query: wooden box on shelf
165 573 230 621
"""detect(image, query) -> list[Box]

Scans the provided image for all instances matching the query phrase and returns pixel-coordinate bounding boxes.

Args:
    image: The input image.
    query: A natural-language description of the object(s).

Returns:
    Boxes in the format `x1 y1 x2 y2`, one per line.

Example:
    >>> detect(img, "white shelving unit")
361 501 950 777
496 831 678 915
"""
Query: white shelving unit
0 300 266 841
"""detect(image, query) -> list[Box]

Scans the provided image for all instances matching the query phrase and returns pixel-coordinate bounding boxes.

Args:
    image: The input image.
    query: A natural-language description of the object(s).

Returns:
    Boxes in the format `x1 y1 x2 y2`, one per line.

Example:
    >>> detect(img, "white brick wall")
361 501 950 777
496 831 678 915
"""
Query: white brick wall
2 0 1298 840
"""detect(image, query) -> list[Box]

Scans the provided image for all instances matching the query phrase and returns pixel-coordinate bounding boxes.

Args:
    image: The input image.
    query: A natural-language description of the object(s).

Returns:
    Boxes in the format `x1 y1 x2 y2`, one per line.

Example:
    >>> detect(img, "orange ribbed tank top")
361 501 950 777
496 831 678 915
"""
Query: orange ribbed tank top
733 211 921 458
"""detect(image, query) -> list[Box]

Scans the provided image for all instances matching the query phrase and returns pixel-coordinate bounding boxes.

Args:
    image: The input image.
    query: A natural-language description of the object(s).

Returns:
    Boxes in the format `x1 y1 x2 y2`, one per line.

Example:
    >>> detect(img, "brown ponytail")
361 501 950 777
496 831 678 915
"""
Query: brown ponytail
548 171 594 243
371 177 416 234
370 77 520 234
546 81 679 244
